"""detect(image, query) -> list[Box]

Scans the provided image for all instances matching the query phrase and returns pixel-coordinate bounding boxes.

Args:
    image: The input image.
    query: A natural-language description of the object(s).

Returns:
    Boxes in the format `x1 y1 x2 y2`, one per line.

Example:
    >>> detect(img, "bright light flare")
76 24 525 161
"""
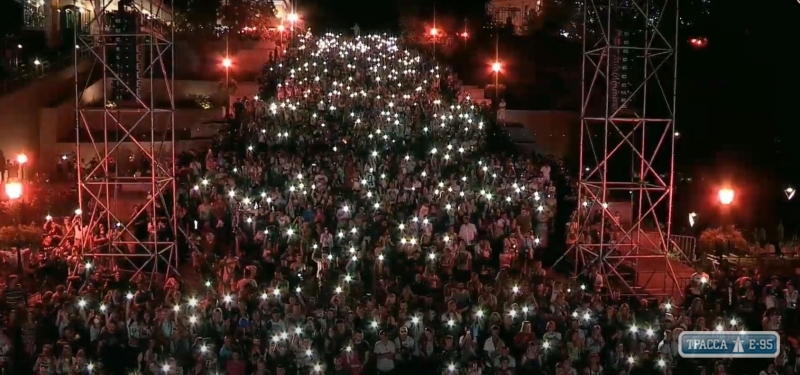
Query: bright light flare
222 58 232 68
429 28 439 36
718 188 734 205
288 13 299 22
5 182 22 200
689 37 708 48
491 62 501 73
689 212 697 227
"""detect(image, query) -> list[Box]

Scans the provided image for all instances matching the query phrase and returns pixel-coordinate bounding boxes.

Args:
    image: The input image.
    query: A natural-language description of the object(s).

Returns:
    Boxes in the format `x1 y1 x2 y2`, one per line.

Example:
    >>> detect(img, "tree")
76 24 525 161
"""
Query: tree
0 224 43 250
220 0 277 31
174 0 221 36
538 0 582 37
698 226 749 258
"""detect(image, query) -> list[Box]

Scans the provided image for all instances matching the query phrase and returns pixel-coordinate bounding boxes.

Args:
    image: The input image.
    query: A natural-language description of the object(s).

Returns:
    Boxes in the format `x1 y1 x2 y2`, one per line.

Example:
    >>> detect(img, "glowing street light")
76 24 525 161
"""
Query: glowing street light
222 57 233 113
429 28 439 36
689 37 708 48
786 187 795 200
16 153 28 180
278 24 285 32
5 182 22 200
492 62 502 73
718 188 734 205
491 61 502 102
288 13 299 23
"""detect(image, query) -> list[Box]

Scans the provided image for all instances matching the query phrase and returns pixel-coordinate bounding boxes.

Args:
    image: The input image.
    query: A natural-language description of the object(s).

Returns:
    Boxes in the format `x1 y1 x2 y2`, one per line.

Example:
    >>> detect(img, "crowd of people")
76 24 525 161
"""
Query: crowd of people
0 31 794 375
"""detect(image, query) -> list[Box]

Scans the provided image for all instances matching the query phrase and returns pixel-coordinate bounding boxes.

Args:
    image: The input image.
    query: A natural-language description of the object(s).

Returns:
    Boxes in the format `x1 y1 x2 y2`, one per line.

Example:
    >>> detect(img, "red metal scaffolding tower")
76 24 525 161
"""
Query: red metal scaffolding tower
72 0 178 283
557 0 685 297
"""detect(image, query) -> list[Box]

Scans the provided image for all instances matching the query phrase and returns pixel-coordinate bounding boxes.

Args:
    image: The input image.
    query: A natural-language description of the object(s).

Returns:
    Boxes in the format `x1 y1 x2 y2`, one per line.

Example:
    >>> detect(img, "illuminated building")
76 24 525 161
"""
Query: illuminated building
12 0 172 48
486 0 542 35
272 0 292 21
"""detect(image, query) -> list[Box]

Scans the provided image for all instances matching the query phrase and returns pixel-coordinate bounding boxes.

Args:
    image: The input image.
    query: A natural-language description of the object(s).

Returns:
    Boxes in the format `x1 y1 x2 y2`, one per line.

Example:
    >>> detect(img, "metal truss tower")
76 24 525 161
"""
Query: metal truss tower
561 0 681 296
73 0 178 283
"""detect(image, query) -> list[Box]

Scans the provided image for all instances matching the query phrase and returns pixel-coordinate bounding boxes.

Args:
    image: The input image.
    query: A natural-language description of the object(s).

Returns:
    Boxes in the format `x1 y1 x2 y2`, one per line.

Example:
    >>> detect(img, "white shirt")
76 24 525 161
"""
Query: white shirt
394 336 415 361
459 223 477 245
540 165 551 180
374 340 396 372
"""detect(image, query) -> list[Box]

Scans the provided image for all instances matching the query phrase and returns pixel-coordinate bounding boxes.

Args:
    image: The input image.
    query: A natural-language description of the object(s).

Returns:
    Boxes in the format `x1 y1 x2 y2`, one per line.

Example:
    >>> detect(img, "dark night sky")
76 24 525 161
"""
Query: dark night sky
301 0 793 230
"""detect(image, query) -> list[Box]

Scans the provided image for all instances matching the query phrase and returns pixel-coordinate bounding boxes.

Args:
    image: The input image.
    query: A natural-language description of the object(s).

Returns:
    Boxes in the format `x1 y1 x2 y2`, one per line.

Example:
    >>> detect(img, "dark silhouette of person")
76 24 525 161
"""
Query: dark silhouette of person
0 150 5 182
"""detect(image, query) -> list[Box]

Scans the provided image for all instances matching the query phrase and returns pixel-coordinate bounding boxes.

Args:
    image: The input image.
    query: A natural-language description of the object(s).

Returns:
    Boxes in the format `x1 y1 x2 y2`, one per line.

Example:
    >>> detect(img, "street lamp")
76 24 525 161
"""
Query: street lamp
288 13 299 38
5 182 24 280
429 28 439 54
16 153 27 181
718 188 734 205
5 182 22 200
491 61 502 101
492 62 501 73
786 187 796 200
222 58 232 113
277 24 285 47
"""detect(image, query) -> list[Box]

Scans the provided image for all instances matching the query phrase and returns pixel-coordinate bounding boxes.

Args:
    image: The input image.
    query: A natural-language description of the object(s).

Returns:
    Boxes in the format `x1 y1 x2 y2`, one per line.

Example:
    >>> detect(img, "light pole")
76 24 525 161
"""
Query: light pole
288 13 299 40
429 28 438 55
222 58 232 114
491 61 501 102
716 187 735 258
5 182 23 280
462 18 468 48
16 153 27 181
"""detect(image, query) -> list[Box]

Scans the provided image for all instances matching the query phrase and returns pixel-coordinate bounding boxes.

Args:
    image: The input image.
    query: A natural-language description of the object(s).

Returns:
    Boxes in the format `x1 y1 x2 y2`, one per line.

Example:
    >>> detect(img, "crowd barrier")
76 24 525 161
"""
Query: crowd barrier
706 253 800 276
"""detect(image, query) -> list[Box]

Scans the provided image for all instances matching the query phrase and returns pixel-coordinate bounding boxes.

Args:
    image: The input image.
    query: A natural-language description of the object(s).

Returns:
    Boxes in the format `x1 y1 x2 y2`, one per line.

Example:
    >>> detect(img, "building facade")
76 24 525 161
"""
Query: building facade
272 0 292 21
17 0 171 48
487 0 542 35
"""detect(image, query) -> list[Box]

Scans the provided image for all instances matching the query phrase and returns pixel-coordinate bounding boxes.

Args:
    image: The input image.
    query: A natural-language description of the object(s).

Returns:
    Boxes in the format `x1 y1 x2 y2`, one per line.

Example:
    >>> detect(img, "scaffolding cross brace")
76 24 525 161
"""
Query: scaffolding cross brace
556 0 685 297
72 0 178 284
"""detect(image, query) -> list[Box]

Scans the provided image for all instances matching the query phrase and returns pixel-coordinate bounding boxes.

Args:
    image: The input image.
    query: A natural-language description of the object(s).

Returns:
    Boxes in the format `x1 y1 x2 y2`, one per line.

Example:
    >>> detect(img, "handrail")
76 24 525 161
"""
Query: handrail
0 48 92 97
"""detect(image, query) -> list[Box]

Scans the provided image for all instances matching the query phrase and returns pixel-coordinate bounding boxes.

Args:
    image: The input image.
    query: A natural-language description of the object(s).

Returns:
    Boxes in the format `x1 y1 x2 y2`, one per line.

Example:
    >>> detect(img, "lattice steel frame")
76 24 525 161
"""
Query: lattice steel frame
72 0 178 282
558 0 680 296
